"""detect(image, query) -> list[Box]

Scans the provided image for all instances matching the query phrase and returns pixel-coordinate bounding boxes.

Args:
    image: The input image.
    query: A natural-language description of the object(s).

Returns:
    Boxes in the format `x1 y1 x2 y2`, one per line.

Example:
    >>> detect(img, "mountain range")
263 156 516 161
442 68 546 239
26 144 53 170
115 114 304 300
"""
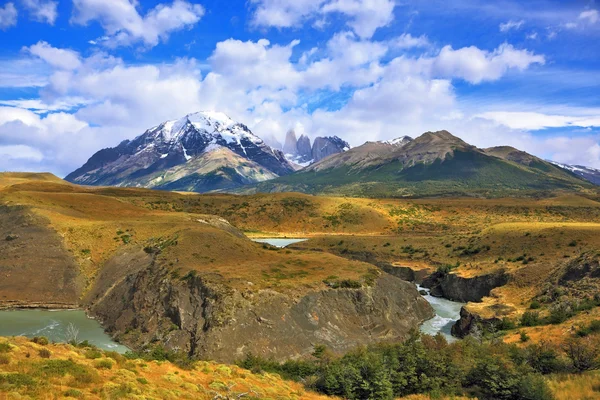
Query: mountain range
66 111 599 197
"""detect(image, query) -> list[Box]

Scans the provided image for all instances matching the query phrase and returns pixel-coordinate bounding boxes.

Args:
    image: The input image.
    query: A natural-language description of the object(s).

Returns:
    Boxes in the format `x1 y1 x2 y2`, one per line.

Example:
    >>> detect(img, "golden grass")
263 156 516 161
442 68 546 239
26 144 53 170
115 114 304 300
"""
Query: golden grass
0 336 332 400
547 371 600 400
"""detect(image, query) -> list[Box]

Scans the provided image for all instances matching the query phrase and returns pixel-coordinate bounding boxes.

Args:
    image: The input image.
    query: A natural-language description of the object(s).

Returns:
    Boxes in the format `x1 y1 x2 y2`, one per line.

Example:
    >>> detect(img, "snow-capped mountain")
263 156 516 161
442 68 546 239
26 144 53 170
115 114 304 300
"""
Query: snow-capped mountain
65 112 295 192
549 161 600 185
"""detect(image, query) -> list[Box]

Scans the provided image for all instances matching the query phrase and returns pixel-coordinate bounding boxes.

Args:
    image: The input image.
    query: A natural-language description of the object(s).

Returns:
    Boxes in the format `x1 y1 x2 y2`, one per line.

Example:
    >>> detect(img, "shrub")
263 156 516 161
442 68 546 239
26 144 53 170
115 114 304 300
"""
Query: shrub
576 320 600 337
521 311 541 327
38 348 51 359
93 358 114 369
549 302 574 325
563 338 599 372
64 388 83 398
529 301 541 310
0 373 37 389
517 374 555 400
31 336 49 346
520 332 530 343
0 343 11 353
84 349 102 359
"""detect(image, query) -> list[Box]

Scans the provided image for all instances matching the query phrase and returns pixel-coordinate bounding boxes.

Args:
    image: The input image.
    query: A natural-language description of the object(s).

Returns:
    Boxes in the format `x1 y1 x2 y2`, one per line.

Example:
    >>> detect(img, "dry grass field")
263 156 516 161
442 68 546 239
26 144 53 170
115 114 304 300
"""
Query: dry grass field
0 336 331 400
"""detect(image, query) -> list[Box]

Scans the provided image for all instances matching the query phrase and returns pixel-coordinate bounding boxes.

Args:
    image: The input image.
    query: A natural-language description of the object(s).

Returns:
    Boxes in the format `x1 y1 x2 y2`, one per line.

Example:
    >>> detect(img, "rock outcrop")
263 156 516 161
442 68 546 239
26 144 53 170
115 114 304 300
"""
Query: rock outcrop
283 129 298 155
297 134 313 162
421 270 509 303
86 249 434 363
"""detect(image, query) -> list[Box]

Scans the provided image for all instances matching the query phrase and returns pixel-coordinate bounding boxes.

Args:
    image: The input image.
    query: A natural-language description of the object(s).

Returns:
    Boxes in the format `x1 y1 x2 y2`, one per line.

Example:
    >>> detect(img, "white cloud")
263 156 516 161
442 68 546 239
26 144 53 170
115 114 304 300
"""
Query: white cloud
390 33 429 49
21 0 58 25
25 41 82 70
71 0 205 48
579 9 599 24
0 2 17 30
430 43 545 83
321 0 395 38
0 98 92 113
499 19 524 32
526 31 538 40
475 110 600 130
0 145 44 162
249 0 395 38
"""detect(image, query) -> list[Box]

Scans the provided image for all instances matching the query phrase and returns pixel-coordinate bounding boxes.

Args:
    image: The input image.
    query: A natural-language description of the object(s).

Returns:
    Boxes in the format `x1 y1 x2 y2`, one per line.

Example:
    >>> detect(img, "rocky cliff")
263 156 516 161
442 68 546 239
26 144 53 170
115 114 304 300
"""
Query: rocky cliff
420 269 509 303
0 205 82 309
86 248 434 363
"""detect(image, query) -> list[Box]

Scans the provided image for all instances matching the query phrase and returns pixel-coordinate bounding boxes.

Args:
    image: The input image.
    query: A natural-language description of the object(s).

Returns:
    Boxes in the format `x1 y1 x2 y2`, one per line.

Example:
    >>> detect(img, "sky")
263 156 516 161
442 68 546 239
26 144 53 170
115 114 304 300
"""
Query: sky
0 0 599 177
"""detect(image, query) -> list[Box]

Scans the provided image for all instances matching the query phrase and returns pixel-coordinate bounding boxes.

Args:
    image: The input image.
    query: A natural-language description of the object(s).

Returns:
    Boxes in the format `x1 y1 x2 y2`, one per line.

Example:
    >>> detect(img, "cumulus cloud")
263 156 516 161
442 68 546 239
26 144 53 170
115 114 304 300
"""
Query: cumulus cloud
430 43 545 83
0 2 17 30
21 0 58 24
249 0 395 38
499 19 524 32
71 0 205 48
25 41 82 70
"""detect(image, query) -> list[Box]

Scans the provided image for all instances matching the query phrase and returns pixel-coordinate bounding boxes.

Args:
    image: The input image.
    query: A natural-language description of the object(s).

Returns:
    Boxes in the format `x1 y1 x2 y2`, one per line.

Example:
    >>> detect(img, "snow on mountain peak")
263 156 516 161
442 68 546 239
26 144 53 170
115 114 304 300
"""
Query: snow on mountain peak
149 111 263 147
387 136 413 146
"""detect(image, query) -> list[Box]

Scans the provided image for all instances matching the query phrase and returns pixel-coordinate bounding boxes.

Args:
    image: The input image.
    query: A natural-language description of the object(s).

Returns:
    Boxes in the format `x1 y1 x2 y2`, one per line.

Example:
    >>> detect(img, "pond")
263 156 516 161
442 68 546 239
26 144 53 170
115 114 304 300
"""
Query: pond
0 309 129 353
252 238 308 248
417 285 465 342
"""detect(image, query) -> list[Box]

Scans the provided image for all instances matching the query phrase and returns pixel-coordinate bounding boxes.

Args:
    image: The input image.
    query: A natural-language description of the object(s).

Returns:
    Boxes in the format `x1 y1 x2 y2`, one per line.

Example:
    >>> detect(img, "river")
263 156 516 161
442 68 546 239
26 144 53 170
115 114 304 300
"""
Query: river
0 309 129 353
416 285 465 342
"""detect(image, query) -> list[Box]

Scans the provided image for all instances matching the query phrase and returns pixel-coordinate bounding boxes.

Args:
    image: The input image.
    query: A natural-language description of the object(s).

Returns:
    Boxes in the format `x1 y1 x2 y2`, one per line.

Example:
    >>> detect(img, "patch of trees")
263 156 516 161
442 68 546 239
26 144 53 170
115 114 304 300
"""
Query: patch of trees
238 331 599 400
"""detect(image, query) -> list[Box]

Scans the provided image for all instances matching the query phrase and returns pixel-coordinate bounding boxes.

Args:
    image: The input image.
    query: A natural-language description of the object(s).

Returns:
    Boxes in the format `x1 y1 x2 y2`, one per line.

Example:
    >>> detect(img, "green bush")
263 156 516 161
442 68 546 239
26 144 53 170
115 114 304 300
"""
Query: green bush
0 342 11 353
521 311 541 327
93 358 114 369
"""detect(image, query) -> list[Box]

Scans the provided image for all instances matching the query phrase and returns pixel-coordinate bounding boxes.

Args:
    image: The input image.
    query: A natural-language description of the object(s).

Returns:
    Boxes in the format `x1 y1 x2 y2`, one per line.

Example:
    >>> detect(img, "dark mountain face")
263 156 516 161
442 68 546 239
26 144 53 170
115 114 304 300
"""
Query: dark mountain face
312 136 351 162
296 134 312 162
247 130 593 197
65 112 294 192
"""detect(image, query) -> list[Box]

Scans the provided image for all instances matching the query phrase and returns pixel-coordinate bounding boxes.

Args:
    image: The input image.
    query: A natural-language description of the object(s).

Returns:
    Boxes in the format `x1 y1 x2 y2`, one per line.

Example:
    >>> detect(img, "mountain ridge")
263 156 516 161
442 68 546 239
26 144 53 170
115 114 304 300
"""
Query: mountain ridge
247 130 595 197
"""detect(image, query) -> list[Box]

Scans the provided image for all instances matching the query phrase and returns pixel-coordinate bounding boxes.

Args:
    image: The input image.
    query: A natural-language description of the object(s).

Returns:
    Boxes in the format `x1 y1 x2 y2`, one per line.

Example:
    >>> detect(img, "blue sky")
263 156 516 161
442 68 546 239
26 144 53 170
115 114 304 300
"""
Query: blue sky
0 0 599 176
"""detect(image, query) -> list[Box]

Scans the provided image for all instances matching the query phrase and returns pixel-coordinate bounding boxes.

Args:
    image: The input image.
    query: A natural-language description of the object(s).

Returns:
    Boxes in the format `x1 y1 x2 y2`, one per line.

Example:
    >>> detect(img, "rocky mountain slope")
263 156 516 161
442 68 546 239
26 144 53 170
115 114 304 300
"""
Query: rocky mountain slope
65 112 295 193
248 130 594 197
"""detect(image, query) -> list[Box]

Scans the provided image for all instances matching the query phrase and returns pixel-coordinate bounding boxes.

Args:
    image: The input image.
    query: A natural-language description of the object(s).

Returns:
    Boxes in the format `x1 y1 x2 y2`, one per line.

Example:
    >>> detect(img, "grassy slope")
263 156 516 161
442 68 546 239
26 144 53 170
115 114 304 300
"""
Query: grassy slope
0 336 330 400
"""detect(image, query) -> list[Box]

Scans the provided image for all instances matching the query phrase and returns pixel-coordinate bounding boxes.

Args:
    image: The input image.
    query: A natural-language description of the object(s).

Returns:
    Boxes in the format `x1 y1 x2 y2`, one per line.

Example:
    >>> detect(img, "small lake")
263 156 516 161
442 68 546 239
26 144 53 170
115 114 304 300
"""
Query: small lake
417 285 465 342
252 238 308 248
0 309 129 353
